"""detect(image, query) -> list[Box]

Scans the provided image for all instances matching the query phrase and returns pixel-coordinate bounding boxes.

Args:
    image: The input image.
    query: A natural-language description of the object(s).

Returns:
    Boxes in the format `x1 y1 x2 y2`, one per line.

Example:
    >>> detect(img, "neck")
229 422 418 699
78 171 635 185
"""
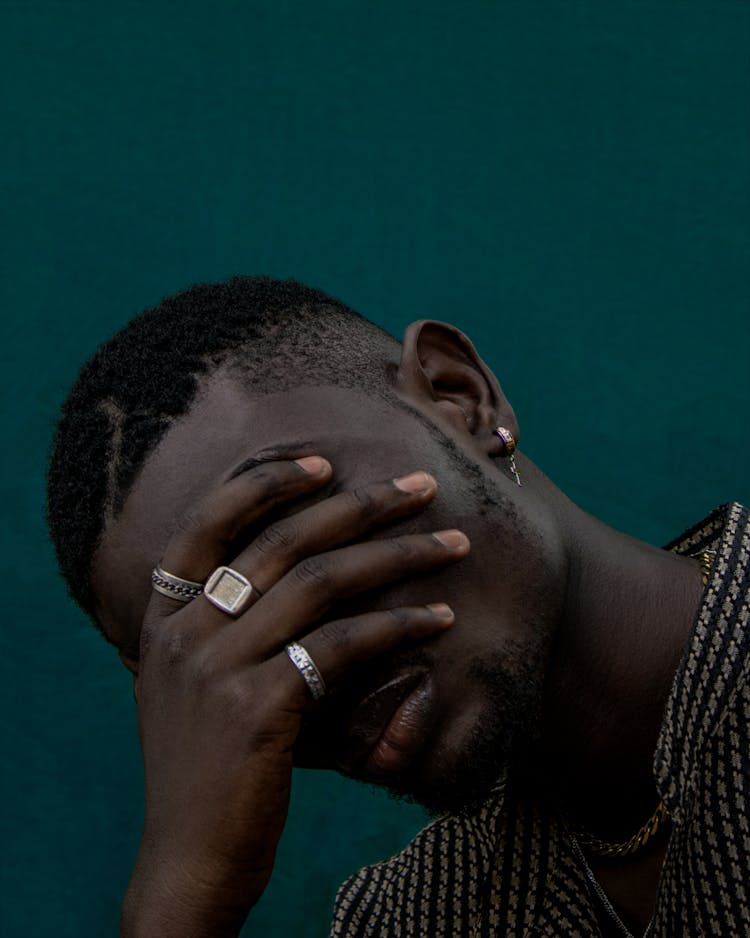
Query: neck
531 503 704 838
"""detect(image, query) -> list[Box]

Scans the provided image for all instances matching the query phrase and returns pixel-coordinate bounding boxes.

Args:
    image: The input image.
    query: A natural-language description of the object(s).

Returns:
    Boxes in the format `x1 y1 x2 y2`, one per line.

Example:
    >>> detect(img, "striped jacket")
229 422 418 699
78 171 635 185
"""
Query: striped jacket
331 503 750 937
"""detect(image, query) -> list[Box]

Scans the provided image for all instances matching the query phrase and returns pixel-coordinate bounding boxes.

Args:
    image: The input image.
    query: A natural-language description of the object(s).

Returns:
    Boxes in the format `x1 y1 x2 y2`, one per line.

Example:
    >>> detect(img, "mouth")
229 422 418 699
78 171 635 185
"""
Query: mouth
333 667 434 780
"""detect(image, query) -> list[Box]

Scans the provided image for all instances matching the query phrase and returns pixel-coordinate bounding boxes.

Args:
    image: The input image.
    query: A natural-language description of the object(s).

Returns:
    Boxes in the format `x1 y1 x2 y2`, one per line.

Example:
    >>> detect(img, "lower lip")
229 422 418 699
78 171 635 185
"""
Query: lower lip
365 677 434 775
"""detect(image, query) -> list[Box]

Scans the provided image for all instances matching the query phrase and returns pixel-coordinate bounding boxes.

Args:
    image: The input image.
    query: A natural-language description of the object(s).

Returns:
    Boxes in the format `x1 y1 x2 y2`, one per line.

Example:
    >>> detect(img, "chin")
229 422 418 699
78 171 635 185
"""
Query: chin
383 752 509 819
372 724 522 820
382 648 543 817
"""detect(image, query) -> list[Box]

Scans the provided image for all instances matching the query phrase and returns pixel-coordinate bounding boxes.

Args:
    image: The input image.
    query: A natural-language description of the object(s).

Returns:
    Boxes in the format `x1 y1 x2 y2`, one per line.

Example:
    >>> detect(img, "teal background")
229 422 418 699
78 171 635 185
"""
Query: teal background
2 2 748 936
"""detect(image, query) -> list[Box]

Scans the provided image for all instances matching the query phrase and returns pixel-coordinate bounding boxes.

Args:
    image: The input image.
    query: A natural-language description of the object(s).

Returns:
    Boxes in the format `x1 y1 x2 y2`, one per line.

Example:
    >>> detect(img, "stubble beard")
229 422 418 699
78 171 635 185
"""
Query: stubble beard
358 393 561 817
378 632 547 818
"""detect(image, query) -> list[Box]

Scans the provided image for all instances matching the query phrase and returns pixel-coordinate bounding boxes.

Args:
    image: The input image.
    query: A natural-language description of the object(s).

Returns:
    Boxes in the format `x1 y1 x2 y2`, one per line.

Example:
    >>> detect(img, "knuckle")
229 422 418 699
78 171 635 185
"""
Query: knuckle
384 607 411 633
388 536 416 560
249 463 276 490
147 620 194 669
173 508 205 539
263 674 297 712
318 618 352 653
187 647 222 690
218 674 254 721
348 485 379 517
162 628 193 668
254 518 299 557
248 465 286 505
293 556 333 591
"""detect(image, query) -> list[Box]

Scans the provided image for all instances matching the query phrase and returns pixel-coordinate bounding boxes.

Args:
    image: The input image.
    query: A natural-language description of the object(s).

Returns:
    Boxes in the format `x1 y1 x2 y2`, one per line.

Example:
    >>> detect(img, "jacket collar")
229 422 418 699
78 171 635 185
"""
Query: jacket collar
654 502 750 819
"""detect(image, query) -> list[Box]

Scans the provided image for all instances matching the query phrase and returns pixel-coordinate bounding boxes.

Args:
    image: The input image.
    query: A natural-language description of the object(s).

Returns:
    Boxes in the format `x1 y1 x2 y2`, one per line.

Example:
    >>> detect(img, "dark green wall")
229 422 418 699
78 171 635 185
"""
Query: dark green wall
2 2 748 936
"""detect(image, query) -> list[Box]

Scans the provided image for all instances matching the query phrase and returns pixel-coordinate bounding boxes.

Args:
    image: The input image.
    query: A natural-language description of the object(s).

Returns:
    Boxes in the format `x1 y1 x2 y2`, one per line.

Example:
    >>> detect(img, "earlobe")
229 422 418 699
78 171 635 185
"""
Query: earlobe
397 319 519 452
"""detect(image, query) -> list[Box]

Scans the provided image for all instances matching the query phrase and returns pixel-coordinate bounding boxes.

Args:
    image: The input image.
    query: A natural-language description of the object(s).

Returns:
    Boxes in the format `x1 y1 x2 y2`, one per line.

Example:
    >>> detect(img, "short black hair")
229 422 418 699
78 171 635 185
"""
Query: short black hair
47 276 398 624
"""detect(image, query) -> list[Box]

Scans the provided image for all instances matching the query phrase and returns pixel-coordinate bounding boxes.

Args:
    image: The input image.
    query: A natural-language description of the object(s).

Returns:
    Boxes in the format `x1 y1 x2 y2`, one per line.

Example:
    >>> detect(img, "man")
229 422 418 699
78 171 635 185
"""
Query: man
47 276 749 937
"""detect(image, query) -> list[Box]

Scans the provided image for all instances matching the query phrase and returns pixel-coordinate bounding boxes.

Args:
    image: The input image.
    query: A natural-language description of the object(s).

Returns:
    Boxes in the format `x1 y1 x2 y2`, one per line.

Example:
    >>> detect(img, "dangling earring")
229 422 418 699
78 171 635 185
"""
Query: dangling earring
493 427 522 486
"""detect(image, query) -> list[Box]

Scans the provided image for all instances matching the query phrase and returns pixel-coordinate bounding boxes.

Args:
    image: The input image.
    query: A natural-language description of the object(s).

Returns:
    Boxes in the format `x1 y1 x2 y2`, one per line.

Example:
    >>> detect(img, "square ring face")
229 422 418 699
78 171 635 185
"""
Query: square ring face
204 566 254 615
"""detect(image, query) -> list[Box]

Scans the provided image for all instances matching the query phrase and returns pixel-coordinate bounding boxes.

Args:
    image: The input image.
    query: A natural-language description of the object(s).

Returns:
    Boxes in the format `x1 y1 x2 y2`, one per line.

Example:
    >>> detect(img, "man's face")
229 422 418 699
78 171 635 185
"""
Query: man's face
93 372 566 813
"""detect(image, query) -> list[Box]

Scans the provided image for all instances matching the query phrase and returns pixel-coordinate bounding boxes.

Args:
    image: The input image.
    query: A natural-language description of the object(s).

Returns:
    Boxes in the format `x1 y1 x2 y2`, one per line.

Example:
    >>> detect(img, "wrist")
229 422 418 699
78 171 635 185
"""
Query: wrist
121 845 270 938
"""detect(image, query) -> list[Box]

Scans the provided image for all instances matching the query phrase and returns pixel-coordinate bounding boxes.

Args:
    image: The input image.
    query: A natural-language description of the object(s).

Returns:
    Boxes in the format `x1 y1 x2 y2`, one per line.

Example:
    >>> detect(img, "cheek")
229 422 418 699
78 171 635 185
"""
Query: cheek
92 555 155 655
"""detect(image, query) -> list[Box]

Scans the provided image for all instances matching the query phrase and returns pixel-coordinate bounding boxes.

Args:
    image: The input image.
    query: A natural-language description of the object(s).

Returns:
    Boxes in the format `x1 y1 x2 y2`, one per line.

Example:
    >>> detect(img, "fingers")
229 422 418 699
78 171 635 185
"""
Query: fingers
277 604 456 706
163 456 332 578
219 528 470 658
143 458 469 684
147 463 440 632
147 457 332 621
227 471 438 593
302 604 454 685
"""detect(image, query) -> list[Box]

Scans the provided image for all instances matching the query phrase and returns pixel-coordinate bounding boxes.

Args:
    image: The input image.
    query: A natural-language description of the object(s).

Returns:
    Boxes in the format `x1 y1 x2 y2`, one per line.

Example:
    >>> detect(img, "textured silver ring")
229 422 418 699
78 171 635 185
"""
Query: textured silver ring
151 566 204 602
203 565 259 616
285 642 327 701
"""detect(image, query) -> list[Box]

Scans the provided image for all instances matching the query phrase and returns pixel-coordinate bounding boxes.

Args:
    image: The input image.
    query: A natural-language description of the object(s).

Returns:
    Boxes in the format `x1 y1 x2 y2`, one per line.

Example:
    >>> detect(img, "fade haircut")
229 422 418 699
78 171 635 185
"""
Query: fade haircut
47 276 398 625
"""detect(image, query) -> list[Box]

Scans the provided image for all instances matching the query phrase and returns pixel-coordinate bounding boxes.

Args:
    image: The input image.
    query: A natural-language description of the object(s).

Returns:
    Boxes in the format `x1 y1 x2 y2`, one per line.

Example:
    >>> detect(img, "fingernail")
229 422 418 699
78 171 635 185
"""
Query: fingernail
394 471 435 495
295 456 330 475
426 603 454 620
433 529 470 551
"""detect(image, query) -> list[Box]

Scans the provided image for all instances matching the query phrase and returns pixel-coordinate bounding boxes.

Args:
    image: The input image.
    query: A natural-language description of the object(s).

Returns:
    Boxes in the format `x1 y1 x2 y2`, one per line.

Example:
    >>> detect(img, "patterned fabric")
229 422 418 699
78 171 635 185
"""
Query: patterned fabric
331 503 750 937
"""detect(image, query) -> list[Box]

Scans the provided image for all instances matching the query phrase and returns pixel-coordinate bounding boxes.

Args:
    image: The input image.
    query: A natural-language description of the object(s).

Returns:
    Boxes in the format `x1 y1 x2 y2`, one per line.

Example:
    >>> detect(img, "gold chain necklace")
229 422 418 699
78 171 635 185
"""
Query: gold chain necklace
471 548 717 934
575 799 669 859
575 547 716 859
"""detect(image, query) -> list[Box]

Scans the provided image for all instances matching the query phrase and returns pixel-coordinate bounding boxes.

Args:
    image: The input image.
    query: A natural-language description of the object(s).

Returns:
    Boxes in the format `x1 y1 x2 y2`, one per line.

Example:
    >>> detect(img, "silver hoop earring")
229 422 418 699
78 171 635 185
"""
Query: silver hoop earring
493 427 522 486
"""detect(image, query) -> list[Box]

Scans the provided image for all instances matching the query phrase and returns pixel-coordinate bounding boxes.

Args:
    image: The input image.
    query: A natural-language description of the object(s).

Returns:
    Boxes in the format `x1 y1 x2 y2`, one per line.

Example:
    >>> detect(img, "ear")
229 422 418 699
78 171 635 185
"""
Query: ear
396 320 519 454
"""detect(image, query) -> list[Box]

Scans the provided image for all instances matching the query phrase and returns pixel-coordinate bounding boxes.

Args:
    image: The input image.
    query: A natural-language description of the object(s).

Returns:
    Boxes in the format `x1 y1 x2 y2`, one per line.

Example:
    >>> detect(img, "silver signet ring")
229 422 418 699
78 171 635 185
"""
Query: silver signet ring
204 566 258 616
